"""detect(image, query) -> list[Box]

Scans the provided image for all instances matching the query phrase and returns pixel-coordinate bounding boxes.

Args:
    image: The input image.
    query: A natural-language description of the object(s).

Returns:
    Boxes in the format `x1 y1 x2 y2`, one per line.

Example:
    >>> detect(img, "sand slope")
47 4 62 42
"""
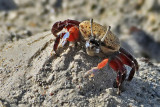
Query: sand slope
0 31 160 107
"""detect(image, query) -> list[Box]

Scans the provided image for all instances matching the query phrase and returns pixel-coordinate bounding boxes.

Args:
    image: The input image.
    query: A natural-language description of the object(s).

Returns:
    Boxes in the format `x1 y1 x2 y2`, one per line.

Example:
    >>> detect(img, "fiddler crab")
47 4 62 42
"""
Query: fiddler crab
51 19 139 94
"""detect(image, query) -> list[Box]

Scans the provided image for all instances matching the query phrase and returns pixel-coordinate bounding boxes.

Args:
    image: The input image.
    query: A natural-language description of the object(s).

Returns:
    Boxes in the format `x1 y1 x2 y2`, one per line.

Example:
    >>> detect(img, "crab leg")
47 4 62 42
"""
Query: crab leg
118 52 136 81
53 33 65 52
119 47 139 71
119 47 139 81
109 57 126 91
85 57 126 94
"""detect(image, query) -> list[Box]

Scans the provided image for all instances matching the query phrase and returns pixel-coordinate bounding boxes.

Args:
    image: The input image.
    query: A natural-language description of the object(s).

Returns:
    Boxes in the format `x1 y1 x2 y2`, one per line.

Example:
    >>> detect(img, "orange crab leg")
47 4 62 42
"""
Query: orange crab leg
85 59 109 77
97 59 109 69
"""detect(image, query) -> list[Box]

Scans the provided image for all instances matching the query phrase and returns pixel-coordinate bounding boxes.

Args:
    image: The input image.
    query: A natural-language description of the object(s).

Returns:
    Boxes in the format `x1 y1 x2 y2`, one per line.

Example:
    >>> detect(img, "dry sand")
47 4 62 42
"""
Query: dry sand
1 0 160 106
0 31 160 107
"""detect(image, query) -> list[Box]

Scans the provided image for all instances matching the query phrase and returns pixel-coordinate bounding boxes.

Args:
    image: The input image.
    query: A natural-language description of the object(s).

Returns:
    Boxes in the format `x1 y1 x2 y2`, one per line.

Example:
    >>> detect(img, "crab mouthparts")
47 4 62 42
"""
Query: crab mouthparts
85 41 90 48
85 41 100 53
60 32 70 46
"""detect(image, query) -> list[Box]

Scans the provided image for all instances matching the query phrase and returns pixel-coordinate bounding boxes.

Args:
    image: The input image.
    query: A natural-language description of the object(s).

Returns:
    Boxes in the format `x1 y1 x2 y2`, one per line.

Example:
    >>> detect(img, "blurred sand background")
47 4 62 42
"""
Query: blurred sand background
0 0 160 106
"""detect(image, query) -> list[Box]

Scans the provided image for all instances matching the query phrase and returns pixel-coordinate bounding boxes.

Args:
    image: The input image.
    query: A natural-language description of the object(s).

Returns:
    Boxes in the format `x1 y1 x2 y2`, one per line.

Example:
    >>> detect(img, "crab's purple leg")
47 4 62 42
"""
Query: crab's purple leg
51 21 65 36
117 52 136 81
119 47 139 81
119 47 139 71
109 57 126 87
63 19 80 26
53 33 65 52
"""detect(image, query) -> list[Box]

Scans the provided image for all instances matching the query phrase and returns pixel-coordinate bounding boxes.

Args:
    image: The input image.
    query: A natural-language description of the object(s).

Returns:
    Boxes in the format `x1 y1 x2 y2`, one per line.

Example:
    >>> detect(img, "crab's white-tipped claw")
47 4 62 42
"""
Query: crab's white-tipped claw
85 41 90 48
90 18 94 37
60 32 70 47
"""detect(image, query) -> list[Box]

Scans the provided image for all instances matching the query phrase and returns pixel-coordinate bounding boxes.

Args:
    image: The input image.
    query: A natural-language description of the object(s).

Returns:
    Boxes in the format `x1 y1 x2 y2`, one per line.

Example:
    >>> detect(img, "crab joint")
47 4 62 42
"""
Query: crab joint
101 26 111 42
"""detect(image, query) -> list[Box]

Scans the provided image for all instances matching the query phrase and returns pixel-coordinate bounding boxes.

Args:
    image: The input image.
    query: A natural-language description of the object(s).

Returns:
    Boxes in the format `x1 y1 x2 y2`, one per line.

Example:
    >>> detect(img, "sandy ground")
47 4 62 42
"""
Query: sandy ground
0 31 160 107
0 0 160 107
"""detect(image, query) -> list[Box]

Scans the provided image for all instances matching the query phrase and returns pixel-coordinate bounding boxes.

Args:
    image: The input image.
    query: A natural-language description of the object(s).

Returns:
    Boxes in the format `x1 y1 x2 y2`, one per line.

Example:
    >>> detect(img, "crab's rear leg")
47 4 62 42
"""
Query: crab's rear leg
119 47 139 81
109 57 126 94
118 52 135 81
119 47 139 71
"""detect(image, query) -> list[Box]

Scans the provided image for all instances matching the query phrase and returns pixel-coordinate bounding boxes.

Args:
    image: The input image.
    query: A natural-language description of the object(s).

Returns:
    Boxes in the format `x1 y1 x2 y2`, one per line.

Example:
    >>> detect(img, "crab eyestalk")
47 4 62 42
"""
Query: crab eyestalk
101 26 111 42
90 18 94 37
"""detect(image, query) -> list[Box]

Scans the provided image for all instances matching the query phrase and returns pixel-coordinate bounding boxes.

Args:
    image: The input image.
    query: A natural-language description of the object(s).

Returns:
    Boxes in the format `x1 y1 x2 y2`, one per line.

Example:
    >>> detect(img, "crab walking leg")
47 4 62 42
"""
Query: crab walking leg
85 58 126 80
53 34 62 52
118 52 136 81
85 59 109 77
109 57 126 90
85 57 126 94
119 47 139 71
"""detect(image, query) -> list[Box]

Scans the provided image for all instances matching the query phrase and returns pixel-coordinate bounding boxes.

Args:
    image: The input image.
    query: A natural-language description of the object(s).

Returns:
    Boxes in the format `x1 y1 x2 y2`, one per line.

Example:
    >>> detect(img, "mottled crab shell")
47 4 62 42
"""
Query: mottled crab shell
79 21 120 53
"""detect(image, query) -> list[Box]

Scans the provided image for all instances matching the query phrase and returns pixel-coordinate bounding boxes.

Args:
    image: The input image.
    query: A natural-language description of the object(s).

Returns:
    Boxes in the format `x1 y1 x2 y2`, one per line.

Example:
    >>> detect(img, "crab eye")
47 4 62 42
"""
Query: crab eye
90 39 99 46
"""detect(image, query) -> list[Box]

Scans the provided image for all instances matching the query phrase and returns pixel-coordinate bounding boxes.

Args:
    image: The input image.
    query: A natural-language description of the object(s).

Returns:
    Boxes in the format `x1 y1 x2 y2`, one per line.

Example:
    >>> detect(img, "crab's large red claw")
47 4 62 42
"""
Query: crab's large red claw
51 19 80 54
51 19 80 36
54 26 79 50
